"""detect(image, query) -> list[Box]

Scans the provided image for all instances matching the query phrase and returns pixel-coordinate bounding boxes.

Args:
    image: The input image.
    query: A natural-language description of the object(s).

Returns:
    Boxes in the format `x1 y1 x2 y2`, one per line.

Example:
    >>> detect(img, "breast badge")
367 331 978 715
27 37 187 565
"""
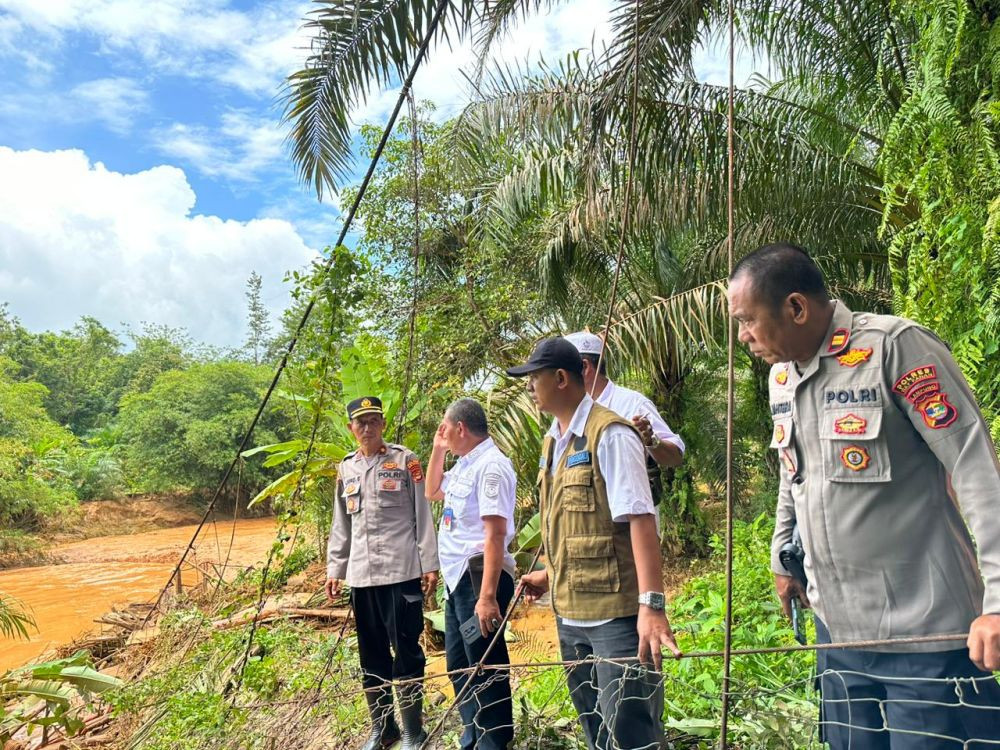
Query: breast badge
840 445 871 471
833 413 867 435
837 348 873 368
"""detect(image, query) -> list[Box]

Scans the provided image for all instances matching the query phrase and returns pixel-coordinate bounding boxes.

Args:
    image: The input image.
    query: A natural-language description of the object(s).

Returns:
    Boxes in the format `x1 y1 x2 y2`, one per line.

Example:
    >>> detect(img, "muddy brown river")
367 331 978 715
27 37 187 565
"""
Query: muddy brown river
0 518 277 671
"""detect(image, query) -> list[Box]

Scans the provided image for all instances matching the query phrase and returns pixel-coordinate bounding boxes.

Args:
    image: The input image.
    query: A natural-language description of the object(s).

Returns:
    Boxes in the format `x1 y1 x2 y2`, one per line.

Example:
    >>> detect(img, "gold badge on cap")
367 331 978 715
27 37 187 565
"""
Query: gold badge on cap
361 398 372 408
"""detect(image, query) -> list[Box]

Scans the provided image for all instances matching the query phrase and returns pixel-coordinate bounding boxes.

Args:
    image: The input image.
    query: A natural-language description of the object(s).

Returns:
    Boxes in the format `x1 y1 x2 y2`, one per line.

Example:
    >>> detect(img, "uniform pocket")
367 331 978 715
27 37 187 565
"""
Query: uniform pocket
560 467 595 512
566 535 621 592
819 407 891 483
446 479 473 516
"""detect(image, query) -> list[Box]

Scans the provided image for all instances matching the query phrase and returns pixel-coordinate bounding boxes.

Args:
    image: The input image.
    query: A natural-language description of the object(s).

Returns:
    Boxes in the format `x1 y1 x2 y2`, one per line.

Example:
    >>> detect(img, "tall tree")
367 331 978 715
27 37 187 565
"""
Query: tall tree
244 271 272 366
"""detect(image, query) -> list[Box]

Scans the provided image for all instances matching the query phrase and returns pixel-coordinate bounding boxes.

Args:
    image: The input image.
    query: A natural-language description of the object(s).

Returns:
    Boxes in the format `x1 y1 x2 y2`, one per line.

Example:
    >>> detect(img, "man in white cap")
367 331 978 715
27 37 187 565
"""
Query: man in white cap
565 331 684 479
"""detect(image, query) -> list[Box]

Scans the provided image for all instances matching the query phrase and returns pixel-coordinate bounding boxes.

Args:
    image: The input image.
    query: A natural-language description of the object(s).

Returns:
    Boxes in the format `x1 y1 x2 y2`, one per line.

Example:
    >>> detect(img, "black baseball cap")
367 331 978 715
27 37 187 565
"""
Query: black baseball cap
506 337 584 377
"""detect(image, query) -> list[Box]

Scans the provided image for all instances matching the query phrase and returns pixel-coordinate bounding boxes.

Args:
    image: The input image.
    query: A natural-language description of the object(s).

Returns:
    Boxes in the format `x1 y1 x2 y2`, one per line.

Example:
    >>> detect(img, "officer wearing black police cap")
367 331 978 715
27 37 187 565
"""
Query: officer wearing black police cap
326 395 439 750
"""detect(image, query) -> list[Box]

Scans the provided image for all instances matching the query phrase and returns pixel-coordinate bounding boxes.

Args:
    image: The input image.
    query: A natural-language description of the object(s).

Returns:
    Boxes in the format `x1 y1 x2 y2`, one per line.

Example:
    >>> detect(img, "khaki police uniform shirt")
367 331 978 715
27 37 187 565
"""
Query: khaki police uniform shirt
769 301 1000 650
326 442 439 588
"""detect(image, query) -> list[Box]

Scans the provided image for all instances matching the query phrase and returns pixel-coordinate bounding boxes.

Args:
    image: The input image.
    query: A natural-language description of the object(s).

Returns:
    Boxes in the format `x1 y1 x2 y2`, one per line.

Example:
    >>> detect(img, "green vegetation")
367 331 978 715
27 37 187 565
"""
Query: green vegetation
1 653 121 743
0 283 292 551
3 0 1000 744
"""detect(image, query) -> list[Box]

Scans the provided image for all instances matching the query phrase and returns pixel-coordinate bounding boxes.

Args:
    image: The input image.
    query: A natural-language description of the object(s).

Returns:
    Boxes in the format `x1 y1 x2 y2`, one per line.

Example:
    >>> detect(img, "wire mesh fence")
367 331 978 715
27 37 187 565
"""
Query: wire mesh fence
129 607 999 750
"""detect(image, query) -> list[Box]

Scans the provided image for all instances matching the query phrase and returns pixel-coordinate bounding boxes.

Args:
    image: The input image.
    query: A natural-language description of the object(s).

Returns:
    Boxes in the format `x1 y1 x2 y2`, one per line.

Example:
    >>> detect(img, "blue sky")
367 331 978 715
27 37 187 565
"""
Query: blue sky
0 0 754 348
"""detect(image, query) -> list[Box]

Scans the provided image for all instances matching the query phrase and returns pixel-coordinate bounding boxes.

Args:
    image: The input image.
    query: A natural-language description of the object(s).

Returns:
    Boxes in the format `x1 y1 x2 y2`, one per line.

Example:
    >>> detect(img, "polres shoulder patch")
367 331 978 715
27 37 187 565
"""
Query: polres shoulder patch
407 459 424 482
893 365 937 397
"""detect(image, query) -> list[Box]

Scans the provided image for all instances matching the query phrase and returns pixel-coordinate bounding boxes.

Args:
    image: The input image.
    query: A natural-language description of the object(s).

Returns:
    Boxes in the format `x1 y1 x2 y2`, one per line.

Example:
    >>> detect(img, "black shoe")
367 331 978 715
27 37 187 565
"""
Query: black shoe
396 683 426 750
360 686 400 750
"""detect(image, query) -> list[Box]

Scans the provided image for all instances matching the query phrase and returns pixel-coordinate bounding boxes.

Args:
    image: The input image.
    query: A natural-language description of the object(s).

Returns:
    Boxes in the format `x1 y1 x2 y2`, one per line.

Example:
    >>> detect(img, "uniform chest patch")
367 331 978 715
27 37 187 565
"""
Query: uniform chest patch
774 366 789 385
833 413 867 435
840 445 871 471
566 451 592 468
824 387 878 406
346 496 360 513
382 461 398 470
773 423 785 444
837 348 873 368
771 401 792 415
377 469 404 481
918 393 958 429
380 478 401 491
572 435 588 451
344 482 360 495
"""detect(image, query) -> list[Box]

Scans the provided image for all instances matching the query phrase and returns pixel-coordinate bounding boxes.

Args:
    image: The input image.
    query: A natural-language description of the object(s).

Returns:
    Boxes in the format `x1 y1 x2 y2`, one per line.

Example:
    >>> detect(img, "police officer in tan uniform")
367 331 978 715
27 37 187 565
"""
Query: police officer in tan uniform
326 396 439 750
729 243 1000 748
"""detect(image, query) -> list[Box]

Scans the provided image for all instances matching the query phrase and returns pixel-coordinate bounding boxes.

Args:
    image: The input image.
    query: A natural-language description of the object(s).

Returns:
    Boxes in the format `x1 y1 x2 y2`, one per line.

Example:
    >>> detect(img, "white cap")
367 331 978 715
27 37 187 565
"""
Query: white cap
565 330 604 356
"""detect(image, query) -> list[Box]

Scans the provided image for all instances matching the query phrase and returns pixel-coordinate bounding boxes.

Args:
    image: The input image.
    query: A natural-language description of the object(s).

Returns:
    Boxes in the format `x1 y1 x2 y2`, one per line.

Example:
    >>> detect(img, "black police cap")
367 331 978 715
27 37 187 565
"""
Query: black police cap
506 337 584 377
346 396 383 420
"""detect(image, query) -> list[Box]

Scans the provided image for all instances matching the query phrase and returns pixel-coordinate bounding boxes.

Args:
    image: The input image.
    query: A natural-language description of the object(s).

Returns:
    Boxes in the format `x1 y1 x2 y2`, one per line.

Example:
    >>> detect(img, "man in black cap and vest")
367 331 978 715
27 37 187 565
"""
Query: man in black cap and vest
326 396 439 750
508 339 681 750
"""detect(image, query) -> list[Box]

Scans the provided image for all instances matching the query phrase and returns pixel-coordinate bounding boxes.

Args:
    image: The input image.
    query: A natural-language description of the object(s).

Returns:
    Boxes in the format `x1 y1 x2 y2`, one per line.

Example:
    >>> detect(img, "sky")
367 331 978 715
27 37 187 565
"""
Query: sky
0 0 757 349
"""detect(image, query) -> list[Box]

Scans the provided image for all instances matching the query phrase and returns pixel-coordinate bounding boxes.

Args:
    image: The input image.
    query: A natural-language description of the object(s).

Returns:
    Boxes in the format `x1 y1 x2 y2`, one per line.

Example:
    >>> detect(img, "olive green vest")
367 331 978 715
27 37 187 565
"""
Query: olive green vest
539 402 640 620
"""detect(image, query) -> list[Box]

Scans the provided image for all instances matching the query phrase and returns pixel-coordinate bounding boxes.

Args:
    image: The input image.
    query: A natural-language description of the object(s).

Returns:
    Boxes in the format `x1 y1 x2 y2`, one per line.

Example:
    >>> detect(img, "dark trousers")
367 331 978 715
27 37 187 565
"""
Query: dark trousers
444 569 515 750
352 578 426 691
816 619 1000 749
558 616 663 750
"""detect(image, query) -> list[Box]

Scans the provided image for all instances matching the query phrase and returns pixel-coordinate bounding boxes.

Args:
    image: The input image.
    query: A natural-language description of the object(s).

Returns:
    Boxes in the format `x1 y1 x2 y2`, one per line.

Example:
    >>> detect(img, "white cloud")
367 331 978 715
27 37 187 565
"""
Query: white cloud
0 146 317 346
70 76 149 133
0 0 312 96
154 110 287 181
353 0 616 125
0 76 149 135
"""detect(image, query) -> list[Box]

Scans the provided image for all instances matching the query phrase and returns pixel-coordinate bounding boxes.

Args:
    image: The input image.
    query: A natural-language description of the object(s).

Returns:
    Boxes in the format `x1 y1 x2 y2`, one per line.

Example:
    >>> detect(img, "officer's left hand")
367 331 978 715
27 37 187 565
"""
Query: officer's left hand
421 571 438 596
968 613 1000 672
631 415 655 446
637 607 682 671
475 595 503 638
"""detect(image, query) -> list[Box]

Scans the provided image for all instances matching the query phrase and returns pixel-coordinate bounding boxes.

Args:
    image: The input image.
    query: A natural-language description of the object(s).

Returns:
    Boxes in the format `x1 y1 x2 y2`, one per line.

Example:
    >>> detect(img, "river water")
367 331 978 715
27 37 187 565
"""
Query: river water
0 517 277 671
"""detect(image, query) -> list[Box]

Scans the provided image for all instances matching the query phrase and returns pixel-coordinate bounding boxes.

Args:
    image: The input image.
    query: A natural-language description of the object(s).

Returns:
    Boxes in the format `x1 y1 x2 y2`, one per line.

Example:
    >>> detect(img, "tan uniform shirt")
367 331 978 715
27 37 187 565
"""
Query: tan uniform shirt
769 301 1000 650
326 442 439 588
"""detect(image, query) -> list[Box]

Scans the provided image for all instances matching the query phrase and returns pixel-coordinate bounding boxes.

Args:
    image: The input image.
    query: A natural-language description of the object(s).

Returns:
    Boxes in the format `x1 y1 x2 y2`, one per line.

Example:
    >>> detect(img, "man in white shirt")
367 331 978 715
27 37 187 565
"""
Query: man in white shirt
509 338 680 750
426 398 517 750
565 330 684 474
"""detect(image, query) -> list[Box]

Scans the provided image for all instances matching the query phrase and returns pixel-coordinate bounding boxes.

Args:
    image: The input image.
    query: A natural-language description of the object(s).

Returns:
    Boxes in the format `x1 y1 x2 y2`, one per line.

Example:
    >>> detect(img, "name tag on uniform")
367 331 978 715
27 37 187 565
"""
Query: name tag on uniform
566 451 592 468
442 507 454 531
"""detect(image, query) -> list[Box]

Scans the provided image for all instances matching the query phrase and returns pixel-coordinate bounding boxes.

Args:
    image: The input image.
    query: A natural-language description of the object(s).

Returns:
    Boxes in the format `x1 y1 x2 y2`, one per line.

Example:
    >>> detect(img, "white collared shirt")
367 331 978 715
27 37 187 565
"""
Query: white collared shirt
596 380 685 454
547 395 655 627
438 437 517 592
